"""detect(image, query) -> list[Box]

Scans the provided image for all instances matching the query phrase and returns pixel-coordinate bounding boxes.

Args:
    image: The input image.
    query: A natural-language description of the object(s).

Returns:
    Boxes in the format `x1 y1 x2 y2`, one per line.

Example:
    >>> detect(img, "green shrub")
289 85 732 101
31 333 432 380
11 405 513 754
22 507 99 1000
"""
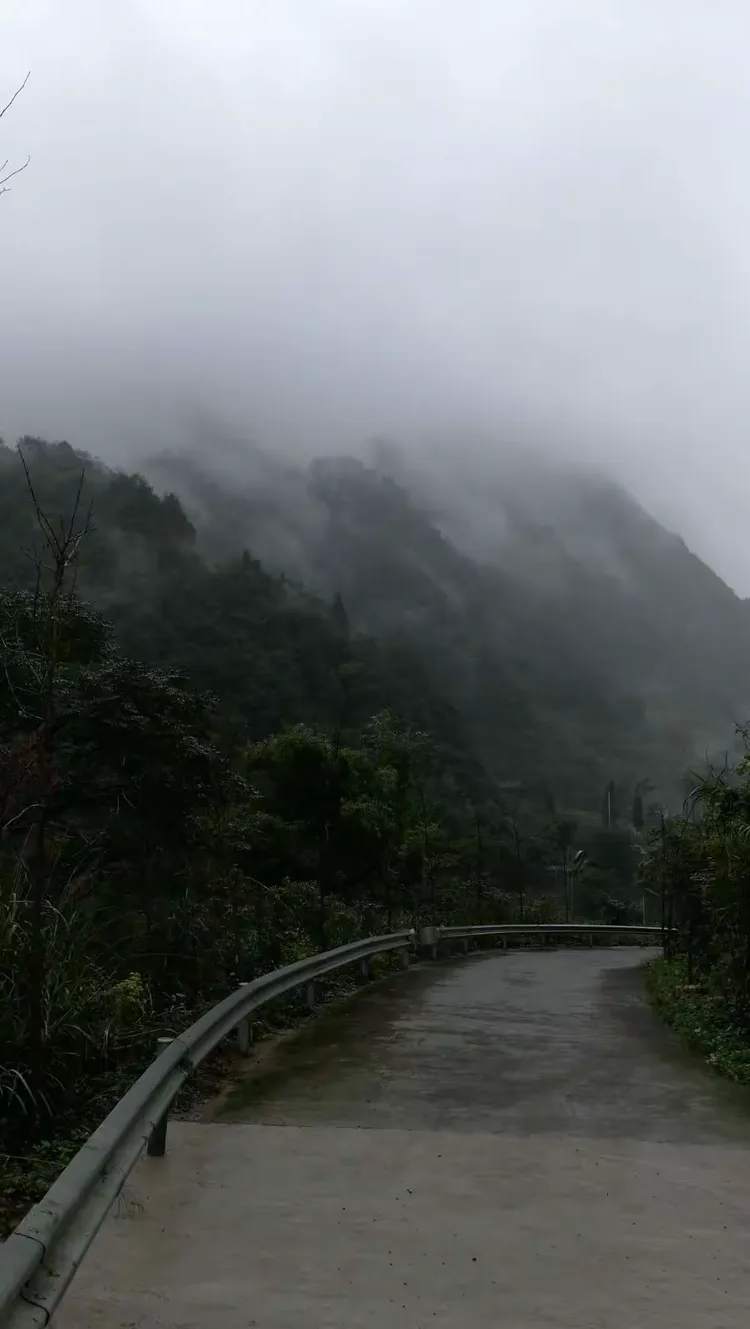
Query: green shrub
645 957 750 1084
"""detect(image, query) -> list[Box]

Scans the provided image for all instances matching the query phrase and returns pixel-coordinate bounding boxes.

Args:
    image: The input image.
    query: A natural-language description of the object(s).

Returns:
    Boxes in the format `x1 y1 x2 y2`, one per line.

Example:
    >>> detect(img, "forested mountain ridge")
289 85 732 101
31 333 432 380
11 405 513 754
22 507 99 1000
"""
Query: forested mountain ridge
4 433 748 810
145 437 750 807
0 437 468 768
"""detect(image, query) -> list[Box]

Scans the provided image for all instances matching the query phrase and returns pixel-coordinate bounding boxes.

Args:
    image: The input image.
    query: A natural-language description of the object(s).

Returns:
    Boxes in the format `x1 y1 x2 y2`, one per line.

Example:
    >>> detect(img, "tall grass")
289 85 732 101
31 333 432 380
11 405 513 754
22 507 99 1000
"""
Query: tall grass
0 868 154 1139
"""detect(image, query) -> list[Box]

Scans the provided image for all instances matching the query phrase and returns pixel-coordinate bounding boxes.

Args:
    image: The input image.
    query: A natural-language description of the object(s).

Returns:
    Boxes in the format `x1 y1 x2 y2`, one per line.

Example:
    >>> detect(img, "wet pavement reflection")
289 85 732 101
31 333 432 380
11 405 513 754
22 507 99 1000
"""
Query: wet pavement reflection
220 947 750 1141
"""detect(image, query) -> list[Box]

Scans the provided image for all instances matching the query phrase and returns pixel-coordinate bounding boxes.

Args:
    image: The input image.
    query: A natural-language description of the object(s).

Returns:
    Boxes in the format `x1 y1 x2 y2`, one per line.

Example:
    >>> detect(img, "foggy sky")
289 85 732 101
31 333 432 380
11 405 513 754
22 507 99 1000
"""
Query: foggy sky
3 2 750 589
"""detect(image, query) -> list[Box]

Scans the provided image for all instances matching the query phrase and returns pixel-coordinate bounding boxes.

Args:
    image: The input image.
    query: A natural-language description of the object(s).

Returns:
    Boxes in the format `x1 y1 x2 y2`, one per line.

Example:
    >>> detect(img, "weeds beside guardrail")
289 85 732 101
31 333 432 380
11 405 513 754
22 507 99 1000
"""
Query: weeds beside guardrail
0 921 664 1327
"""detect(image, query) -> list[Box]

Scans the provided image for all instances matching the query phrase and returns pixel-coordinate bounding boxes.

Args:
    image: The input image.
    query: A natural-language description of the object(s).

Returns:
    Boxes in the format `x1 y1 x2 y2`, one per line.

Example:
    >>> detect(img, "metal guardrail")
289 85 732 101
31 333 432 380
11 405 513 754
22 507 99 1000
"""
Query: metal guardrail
418 922 665 956
440 922 665 939
0 930 413 1328
0 920 665 1326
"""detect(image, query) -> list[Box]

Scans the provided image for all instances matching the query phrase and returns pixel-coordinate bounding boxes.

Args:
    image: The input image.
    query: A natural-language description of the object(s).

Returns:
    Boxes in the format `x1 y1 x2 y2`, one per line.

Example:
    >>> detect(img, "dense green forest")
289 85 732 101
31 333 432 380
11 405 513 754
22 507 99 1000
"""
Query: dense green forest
643 745 750 1083
148 437 750 804
2 431 746 1215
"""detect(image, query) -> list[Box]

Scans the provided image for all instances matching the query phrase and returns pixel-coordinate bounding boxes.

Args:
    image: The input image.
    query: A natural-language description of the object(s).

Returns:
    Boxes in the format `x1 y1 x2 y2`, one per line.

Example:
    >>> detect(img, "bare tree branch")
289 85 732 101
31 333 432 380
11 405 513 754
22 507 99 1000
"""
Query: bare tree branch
2 802 45 834
0 71 30 120
16 448 94 570
0 155 30 194
0 72 30 196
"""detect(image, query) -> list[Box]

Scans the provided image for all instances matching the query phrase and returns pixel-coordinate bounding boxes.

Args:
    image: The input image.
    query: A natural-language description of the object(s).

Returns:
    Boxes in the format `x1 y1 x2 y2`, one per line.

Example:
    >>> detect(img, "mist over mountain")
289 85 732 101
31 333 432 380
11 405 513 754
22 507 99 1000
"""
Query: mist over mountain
9 1 750 1228
5 425 746 816
140 432 750 806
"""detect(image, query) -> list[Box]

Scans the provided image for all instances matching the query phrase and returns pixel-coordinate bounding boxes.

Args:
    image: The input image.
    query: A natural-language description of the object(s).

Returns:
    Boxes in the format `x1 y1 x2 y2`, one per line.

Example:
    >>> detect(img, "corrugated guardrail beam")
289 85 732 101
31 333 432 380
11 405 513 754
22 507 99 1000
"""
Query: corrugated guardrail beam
0 921 665 1326
0 931 413 1327
438 923 665 939
417 922 666 957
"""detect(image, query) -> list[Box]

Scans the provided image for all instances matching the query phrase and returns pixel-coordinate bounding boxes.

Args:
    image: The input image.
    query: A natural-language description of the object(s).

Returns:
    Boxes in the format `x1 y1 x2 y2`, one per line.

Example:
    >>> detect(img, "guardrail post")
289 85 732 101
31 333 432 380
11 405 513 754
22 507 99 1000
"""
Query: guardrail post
306 980 316 1009
418 925 440 959
462 937 469 954
147 1038 174 1157
400 946 410 969
236 982 252 1055
360 956 371 980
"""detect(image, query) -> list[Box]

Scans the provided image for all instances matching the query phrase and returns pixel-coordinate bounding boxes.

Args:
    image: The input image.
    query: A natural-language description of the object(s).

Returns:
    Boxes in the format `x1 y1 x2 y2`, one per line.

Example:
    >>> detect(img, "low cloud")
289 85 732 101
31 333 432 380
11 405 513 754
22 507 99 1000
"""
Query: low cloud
2 2 750 587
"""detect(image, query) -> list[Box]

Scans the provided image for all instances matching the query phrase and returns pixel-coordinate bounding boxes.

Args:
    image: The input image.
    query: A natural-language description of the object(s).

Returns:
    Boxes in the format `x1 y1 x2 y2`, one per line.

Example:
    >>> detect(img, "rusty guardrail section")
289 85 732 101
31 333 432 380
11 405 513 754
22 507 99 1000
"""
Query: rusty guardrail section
0 921 664 1326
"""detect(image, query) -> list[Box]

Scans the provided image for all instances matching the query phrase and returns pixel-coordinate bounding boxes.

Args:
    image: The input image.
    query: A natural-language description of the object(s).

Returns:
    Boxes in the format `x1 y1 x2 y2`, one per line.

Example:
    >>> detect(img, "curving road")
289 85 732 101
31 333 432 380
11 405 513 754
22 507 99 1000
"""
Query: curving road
58 948 750 1327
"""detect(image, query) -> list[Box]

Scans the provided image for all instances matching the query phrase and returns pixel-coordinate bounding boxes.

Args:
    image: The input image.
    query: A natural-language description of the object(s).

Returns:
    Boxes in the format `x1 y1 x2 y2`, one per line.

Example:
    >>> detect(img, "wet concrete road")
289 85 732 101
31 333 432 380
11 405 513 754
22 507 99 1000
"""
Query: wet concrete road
58 949 750 1328
221 947 750 1141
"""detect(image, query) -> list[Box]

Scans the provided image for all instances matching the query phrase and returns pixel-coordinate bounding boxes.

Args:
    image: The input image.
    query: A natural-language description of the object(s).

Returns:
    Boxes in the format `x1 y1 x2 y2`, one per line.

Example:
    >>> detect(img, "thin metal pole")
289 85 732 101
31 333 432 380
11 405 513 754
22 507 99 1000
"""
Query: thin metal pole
147 1037 174 1157
237 984 251 1055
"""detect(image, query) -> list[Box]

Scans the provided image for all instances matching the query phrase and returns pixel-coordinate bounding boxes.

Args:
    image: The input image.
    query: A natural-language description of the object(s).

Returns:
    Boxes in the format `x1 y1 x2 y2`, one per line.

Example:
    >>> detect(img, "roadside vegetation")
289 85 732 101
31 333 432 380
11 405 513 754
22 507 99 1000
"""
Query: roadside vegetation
641 753 750 1084
0 440 651 1231
645 958 750 1083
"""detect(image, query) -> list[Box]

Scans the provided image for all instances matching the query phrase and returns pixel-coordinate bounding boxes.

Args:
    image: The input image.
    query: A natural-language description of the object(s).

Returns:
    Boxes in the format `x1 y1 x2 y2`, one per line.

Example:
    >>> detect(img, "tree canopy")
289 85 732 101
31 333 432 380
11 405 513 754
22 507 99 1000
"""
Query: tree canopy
0 434 703 1221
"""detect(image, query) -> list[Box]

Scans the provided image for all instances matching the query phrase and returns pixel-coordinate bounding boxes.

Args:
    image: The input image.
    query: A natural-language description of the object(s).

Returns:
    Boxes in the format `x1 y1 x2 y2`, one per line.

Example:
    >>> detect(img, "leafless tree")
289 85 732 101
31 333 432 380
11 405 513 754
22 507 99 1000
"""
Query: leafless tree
1 444 93 1100
0 71 30 197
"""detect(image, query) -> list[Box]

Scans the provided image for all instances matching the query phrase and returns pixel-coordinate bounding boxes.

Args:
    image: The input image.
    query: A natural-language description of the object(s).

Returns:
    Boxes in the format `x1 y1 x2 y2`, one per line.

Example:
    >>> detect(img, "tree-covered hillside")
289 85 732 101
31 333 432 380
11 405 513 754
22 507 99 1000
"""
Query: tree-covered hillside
147 439 750 808
0 438 466 769
0 430 741 1221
